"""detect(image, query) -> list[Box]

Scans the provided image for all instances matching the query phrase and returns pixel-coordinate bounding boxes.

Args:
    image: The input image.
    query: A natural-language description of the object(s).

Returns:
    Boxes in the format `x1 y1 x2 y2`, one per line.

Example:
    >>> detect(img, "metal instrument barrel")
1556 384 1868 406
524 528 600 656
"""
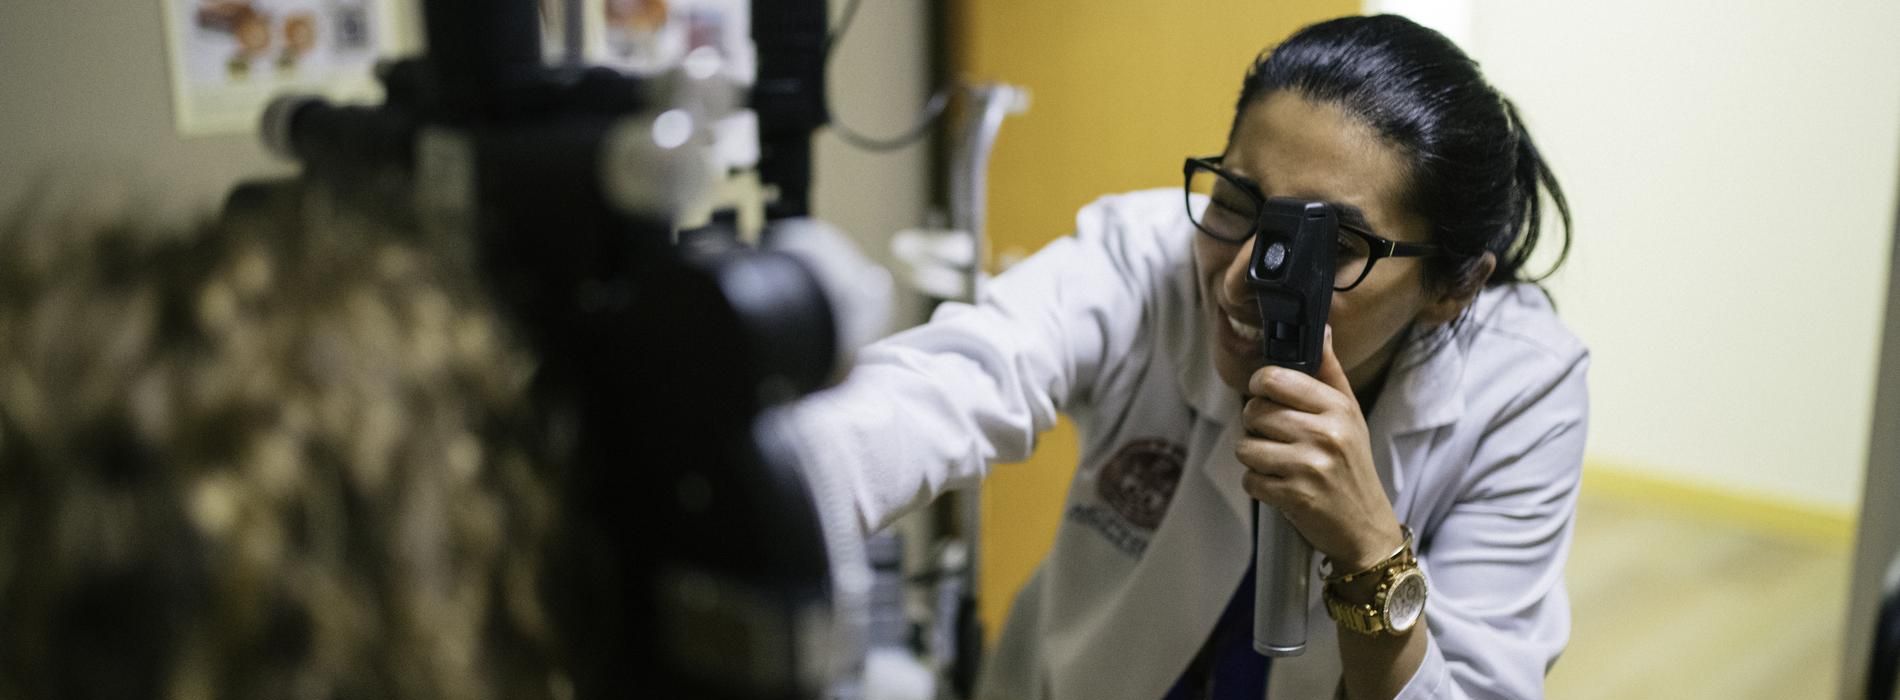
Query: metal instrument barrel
1254 502 1310 656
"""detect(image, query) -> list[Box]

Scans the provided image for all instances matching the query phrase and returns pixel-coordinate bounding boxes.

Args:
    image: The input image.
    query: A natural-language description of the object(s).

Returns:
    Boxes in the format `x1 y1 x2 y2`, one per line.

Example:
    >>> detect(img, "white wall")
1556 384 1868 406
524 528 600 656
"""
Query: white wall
811 0 938 329
1375 1 1900 514
0 0 290 215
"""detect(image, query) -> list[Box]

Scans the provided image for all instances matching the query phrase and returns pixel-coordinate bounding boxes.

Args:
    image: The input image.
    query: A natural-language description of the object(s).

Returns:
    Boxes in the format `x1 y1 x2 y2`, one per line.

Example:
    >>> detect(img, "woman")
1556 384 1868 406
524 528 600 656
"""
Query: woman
793 15 1586 699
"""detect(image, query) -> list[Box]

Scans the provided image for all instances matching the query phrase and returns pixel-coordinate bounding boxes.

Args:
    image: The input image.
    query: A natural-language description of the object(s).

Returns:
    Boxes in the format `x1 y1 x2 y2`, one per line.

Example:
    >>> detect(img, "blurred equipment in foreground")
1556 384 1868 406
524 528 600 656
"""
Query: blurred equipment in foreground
247 0 886 697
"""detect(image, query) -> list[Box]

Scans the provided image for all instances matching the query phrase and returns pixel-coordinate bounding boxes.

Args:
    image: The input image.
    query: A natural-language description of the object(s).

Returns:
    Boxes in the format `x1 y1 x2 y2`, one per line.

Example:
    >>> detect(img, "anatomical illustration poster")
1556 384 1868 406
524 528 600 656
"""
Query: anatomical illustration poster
161 0 399 136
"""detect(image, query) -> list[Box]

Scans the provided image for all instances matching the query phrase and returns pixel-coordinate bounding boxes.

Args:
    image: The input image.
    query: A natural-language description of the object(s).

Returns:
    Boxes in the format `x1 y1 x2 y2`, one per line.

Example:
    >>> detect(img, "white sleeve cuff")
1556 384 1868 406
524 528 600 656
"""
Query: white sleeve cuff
1390 630 1450 700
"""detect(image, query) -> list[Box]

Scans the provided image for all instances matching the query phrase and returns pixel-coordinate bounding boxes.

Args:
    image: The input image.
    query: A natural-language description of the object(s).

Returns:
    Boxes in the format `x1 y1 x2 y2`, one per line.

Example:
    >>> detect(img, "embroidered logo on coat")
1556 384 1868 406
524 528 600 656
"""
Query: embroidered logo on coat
1093 438 1186 530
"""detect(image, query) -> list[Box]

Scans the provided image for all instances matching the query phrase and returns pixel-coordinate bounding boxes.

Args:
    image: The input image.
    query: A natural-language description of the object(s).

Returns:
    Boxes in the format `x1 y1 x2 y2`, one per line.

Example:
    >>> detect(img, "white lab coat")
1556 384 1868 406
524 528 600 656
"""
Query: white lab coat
789 189 1589 699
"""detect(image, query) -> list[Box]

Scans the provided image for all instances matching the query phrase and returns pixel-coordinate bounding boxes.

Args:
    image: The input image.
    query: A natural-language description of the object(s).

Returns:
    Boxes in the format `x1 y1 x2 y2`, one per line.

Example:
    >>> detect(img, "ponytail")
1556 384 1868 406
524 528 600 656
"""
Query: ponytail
1495 98 1572 285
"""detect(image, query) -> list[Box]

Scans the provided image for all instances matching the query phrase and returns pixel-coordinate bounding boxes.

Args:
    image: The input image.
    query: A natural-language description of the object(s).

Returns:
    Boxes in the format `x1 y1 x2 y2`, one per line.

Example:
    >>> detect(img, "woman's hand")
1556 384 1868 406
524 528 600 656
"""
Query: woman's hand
1237 326 1404 572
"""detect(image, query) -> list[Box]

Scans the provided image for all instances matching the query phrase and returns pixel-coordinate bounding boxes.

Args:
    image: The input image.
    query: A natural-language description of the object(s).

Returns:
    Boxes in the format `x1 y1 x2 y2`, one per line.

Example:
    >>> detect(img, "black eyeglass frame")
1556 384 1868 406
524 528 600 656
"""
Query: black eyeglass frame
1183 155 1442 292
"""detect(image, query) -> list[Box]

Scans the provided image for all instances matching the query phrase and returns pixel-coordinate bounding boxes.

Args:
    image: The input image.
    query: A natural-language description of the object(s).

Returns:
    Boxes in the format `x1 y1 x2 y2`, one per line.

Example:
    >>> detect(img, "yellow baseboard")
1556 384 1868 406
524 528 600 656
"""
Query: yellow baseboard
1581 460 1856 546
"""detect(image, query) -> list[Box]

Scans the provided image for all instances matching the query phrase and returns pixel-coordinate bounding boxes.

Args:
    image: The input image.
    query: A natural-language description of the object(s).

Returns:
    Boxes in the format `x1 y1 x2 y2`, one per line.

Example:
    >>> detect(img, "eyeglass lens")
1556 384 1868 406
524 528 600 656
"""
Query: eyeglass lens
1187 168 1256 242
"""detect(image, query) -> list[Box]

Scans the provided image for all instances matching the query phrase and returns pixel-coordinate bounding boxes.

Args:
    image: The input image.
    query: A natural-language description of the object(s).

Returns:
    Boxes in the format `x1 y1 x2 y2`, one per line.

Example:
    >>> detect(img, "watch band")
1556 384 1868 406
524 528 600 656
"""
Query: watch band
1324 589 1389 635
1323 525 1415 585
1322 528 1426 637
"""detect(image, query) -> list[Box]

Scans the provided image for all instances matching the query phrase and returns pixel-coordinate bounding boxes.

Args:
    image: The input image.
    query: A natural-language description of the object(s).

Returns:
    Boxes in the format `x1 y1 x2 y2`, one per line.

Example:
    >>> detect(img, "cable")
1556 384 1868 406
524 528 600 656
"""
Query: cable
831 89 951 152
825 0 867 61
824 0 954 152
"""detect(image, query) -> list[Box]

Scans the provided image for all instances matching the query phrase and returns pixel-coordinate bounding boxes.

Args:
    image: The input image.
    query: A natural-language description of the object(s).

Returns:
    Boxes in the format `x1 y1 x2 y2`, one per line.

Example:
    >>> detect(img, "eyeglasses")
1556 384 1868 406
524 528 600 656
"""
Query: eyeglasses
1183 156 1442 292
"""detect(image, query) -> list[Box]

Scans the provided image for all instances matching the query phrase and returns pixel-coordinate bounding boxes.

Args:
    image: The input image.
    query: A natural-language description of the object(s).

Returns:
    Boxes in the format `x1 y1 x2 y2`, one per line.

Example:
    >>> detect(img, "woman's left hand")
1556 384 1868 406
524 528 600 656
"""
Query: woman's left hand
1237 326 1404 573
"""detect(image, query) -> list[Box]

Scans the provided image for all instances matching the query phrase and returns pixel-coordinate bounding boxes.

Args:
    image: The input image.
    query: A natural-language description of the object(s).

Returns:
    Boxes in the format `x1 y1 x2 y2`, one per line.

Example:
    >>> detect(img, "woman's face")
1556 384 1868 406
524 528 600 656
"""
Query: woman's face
1195 91 1445 394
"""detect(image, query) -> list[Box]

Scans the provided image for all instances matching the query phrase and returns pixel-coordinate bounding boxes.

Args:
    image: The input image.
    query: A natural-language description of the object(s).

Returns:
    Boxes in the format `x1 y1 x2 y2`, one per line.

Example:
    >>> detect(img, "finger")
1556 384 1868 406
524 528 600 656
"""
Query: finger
1242 470 1316 516
1242 396 1322 443
1249 405 1359 461
1315 324 1358 405
1247 364 1337 414
1233 437 1316 480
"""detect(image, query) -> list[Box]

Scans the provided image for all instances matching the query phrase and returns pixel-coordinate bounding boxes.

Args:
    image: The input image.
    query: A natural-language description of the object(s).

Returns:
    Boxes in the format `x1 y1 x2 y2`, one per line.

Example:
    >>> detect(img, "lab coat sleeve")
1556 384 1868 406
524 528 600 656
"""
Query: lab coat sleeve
787 195 1174 533
1394 349 1590 700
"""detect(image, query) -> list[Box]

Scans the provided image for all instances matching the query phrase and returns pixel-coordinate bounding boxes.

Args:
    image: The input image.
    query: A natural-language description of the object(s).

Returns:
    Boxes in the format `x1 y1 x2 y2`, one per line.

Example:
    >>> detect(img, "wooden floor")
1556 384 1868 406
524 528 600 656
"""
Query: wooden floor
1546 488 1852 699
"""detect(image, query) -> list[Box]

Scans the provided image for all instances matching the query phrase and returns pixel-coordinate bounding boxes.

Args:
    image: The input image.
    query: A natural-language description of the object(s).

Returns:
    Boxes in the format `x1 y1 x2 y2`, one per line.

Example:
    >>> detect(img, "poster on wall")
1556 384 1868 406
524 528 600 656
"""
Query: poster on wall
161 0 400 136
541 0 753 80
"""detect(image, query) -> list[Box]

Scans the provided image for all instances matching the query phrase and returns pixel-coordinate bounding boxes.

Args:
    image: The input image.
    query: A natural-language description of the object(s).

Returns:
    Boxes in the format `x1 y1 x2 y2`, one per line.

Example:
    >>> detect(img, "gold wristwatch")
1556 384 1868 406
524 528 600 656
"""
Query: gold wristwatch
1322 526 1428 636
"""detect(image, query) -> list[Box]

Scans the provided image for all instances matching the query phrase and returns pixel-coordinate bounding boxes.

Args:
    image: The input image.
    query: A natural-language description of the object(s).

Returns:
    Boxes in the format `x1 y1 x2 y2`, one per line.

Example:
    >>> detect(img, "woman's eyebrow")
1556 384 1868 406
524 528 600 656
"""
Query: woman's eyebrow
1229 167 1378 233
1331 202 1375 232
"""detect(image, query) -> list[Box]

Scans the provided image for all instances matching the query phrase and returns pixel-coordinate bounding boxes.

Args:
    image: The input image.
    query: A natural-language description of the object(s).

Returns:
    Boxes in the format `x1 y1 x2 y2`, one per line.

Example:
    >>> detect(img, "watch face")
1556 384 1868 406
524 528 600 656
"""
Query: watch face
1385 570 1428 633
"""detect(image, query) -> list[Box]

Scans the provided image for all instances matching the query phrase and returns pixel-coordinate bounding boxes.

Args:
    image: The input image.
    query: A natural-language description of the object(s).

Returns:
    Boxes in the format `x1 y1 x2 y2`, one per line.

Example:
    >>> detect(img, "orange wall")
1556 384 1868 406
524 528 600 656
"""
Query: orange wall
949 1 1360 642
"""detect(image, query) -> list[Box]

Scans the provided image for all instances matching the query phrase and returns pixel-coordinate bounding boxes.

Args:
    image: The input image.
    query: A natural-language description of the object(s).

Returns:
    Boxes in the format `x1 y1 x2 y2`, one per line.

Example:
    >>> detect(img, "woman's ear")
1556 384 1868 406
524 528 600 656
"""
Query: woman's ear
1419 252 1496 326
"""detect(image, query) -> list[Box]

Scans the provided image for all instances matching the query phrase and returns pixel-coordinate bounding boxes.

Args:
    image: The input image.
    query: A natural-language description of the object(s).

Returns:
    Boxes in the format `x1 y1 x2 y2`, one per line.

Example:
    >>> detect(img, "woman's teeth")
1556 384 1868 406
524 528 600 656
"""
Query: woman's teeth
1226 312 1263 342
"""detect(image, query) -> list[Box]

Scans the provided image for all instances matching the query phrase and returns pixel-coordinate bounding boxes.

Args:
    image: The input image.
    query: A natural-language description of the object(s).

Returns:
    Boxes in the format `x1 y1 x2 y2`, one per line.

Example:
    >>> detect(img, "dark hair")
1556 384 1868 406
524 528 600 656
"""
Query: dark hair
1232 14 1571 293
0 184 566 699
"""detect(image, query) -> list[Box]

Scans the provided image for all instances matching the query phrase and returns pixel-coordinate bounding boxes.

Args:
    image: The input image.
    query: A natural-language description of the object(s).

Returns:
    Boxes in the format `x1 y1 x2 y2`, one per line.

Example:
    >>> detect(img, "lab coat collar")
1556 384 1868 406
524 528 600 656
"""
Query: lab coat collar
1369 322 1467 437
1172 254 1243 427
1165 253 1251 526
